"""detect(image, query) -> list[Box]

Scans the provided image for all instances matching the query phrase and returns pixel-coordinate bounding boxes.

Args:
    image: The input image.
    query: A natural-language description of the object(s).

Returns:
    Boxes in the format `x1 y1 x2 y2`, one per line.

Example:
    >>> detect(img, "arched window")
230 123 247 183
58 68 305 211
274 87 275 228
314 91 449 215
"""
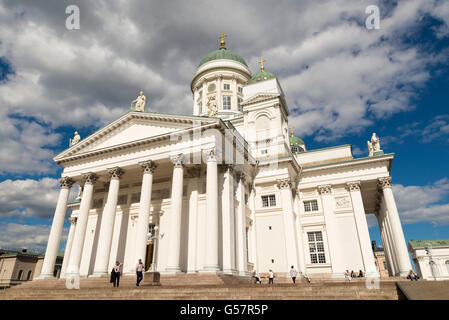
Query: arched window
292 146 304 154
27 270 32 280
429 261 439 278
17 270 23 280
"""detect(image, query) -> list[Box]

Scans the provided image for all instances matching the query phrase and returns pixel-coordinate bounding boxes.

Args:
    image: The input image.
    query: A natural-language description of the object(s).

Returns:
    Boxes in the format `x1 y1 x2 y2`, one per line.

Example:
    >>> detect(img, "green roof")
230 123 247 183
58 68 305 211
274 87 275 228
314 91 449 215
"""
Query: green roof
409 239 449 248
249 70 276 84
290 135 304 146
198 47 248 67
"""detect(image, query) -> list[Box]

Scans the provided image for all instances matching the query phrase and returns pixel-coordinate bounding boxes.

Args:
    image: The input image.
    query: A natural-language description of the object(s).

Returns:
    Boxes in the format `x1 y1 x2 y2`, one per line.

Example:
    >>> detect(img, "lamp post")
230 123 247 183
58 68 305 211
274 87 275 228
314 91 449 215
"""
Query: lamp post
425 243 437 280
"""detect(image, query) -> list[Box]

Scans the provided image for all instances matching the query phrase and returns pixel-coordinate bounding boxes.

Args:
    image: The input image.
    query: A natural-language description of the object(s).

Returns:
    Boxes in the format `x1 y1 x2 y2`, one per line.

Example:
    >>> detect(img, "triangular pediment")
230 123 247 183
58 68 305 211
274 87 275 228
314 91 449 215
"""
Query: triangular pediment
54 111 218 162
241 93 280 106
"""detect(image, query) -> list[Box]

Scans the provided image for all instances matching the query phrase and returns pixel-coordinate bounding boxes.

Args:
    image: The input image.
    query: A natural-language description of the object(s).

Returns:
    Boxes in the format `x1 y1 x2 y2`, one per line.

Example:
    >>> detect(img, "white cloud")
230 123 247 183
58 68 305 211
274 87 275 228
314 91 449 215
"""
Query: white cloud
393 178 449 225
0 177 77 219
0 0 448 175
0 222 68 253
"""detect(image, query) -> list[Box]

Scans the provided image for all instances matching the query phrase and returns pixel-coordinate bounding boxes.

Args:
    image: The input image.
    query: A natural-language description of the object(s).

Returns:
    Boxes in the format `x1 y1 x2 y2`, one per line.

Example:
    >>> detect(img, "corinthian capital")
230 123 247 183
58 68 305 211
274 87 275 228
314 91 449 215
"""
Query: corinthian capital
68 217 78 224
204 147 219 162
346 181 361 192
59 176 74 189
318 185 332 195
378 177 392 190
140 160 157 174
170 154 186 168
82 172 98 185
277 178 292 190
108 167 125 180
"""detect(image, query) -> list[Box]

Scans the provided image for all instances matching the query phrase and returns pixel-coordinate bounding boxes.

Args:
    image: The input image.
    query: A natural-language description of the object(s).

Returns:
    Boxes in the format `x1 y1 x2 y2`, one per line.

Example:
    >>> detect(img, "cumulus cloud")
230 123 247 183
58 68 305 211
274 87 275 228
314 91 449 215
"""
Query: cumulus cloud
0 177 77 219
393 178 449 225
0 222 68 252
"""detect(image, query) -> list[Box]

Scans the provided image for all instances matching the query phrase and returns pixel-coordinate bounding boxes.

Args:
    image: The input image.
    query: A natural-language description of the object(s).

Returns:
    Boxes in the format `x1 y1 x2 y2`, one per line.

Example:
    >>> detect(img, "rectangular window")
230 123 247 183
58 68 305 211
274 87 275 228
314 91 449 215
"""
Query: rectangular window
223 83 230 90
223 96 231 110
238 98 243 112
262 194 276 207
131 193 141 203
117 194 128 205
304 200 319 212
308 231 326 264
238 86 243 93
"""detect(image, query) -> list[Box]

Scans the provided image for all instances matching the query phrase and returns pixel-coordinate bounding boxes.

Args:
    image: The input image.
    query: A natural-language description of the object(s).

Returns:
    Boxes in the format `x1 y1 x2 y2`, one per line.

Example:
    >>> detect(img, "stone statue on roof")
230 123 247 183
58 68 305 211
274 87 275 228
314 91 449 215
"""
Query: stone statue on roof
206 95 217 117
367 133 382 156
70 131 80 146
131 91 146 112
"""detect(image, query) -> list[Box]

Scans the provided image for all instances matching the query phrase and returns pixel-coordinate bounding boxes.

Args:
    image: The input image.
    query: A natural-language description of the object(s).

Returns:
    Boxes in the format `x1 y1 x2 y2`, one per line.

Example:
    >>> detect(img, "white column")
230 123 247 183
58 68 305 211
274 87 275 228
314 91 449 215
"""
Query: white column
379 201 399 275
221 165 236 274
60 217 77 278
235 172 248 275
248 185 258 270
293 191 307 274
186 166 201 273
67 172 97 277
38 177 74 279
216 75 222 111
278 178 300 272
231 76 238 112
133 160 157 271
166 154 185 273
377 210 395 276
202 148 220 272
378 177 412 276
318 184 343 277
201 80 207 115
92 167 124 277
347 181 379 277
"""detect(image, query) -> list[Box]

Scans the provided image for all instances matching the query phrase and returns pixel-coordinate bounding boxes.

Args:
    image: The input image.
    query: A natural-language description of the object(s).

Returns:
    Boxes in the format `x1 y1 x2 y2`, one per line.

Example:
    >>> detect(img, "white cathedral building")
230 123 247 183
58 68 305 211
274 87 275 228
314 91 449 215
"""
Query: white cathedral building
39 36 412 280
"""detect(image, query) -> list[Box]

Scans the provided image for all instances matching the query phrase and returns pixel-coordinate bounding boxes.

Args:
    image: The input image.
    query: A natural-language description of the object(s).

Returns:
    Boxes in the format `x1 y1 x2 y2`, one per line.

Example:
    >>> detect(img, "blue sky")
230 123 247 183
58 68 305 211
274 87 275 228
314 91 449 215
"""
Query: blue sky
0 1 448 265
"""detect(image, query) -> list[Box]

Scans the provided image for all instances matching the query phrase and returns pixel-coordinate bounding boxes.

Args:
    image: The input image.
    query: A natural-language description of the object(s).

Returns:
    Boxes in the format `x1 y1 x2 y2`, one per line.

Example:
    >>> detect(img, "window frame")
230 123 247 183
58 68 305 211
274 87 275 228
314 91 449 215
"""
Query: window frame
223 96 231 110
261 194 276 207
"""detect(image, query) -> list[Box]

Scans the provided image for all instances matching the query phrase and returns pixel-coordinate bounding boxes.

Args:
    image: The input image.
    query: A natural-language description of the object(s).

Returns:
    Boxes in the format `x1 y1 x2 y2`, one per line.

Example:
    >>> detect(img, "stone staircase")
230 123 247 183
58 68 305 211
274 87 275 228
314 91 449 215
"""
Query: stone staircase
0 274 405 300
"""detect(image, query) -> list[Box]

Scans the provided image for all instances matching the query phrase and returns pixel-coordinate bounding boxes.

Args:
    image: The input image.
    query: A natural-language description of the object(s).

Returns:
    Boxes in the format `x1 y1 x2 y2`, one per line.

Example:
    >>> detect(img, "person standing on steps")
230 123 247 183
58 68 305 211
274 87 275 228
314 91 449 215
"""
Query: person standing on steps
136 259 144 286
290 266 297 284
111 261 122 288
268 269 274 284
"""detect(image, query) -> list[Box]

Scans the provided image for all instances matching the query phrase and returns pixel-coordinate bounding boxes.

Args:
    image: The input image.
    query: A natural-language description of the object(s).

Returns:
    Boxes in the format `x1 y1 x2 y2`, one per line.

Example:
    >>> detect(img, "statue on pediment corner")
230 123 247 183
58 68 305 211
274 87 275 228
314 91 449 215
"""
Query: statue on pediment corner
130 91 147 112
70 131 80 146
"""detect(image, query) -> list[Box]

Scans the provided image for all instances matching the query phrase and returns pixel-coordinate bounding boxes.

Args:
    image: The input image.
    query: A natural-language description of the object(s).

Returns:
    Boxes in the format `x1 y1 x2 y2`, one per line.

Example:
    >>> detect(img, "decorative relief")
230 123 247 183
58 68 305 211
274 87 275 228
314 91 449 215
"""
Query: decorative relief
59 176 74 189
170 154 186 168
318 185 332 195
82 172 98 185
140 160 157 174
108 167 125 180
346 181 361 192
378 176 392 189
277 178 292 190
334 196 352 209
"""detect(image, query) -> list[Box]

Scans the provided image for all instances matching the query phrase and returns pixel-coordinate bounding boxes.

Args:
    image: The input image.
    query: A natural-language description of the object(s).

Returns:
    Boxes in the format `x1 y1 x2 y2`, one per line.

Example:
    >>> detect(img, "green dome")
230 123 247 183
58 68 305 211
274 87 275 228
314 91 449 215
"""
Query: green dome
249 70 276 84
290 135 305 146
198 47 248 68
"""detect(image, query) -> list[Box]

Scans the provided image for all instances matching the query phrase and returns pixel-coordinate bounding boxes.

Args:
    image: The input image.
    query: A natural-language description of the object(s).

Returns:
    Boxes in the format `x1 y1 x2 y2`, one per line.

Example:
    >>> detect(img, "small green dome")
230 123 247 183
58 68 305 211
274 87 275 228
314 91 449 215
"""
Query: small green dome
290 135 305 146
198 47 248 68
249 70 276 84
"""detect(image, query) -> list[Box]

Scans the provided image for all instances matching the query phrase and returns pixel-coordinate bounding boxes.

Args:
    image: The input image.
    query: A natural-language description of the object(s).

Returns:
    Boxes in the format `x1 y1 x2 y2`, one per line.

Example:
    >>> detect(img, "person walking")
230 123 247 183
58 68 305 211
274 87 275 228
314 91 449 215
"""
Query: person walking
268 269 274 284
110 261 122 288
136 259 145 286
290 266 297 284
252 269 261 284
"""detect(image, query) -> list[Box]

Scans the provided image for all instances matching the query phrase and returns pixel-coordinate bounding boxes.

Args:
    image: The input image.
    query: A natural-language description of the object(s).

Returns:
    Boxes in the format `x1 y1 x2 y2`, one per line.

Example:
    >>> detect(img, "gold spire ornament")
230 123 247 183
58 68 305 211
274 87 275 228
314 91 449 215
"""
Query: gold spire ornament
258 58 266 71
219 33 227 48
289 126 295 137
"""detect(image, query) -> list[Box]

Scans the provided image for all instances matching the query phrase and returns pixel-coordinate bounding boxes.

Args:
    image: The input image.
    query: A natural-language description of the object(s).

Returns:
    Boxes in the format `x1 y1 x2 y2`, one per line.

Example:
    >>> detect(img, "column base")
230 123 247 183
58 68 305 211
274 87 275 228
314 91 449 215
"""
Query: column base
163 266 183 274
199 265 221 273
89 272 109 278
237 270 250 276
222 269 237 275
36 273 56 280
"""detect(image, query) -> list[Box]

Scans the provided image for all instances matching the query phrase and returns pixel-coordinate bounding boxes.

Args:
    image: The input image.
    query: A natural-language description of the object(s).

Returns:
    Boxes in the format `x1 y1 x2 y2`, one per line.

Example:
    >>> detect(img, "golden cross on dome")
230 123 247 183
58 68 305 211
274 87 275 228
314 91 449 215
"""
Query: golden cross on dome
219 33 227 48
289 126 295 137
258 58 266 71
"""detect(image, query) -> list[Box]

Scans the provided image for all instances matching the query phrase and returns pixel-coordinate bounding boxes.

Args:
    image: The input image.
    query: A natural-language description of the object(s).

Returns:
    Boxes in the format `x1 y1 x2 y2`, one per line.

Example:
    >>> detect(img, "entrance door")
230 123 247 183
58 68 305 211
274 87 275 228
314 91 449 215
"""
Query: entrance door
145 243 153 271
